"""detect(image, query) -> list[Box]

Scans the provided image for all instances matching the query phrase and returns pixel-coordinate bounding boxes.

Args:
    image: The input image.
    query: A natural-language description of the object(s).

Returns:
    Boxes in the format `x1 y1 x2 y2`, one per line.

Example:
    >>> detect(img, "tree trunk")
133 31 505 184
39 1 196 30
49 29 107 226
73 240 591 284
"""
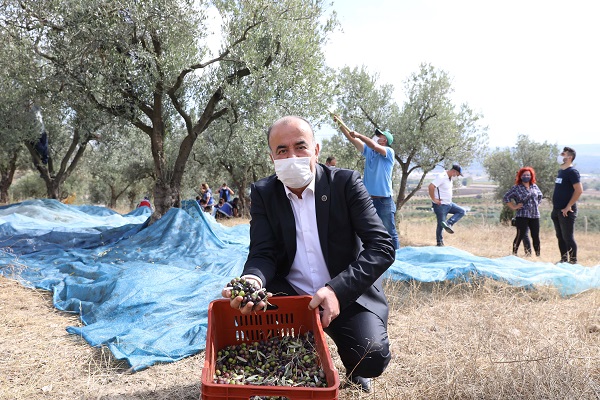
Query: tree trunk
146 86 222 222
127 190 137 211
24 128 90 201
0 181 10 204
152 177 179 221
108 185 118 209
232 176 251 218
46 179 61 200
0 152 19 204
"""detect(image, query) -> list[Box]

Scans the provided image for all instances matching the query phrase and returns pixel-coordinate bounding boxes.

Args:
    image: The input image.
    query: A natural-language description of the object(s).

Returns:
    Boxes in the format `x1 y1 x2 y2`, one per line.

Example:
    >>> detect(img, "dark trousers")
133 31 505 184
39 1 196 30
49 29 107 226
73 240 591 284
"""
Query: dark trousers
551 207 578 263
513 217 540 256
269 277 391 378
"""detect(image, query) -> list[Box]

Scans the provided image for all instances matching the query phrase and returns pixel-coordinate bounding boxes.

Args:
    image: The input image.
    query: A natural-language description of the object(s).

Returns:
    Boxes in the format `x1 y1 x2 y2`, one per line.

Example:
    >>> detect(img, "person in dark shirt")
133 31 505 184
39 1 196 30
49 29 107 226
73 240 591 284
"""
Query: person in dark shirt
230 197 240 217
551 146 583 264
325 155 337 167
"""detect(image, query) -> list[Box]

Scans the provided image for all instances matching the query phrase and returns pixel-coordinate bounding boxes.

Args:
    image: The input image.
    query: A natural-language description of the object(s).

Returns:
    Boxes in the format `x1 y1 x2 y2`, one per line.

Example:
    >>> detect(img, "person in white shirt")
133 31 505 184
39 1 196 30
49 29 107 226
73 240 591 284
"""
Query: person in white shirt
428 164 466 246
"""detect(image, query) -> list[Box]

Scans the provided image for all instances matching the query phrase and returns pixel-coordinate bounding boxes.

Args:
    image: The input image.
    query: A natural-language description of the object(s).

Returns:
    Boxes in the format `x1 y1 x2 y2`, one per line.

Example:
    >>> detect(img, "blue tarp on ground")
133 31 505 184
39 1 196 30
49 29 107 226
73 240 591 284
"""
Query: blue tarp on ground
1 199 599 371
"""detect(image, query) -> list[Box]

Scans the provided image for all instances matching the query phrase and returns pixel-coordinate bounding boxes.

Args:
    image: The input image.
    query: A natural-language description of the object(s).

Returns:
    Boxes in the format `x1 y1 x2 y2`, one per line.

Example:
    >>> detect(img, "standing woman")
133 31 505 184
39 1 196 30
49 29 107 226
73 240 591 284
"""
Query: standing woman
503 167 543 256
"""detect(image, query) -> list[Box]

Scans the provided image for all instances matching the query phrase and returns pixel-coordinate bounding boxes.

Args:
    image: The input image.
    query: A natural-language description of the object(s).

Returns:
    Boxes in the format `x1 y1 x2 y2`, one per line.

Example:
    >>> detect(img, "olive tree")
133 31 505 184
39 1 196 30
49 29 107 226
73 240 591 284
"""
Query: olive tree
484 134 560 201
3 0 337 220
0 18 118 201
331 63 488 211
0 31 41 203
84 127 155 209
0 92 37 203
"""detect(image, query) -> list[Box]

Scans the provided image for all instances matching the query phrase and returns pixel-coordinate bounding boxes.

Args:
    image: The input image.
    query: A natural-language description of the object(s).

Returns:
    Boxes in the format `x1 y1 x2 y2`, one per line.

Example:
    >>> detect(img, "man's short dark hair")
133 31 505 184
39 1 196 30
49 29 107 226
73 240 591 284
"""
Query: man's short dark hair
563 146 576 161
326 156 336 163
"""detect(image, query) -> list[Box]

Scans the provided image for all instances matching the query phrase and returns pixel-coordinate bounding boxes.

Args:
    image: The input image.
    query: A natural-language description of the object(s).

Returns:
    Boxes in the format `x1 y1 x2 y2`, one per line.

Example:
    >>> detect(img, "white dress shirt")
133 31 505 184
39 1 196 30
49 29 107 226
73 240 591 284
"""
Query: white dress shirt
283 179 331 295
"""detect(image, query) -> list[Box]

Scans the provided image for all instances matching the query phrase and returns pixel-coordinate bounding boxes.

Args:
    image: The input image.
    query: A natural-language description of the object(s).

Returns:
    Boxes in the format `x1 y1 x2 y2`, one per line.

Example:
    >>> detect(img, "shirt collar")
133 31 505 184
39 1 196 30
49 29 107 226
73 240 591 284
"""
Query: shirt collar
283 176 316 200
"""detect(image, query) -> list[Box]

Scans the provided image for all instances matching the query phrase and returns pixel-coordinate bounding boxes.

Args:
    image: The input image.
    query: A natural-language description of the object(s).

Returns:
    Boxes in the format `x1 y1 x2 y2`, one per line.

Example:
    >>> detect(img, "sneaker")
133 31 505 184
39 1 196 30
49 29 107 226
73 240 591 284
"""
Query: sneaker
441 221 454 234
437 242 444 247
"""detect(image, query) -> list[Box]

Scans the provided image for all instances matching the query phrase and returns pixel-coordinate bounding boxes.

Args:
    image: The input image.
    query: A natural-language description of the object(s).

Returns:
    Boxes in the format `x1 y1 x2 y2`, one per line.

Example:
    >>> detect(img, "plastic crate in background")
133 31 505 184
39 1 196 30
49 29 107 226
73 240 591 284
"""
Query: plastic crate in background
201 295 340 400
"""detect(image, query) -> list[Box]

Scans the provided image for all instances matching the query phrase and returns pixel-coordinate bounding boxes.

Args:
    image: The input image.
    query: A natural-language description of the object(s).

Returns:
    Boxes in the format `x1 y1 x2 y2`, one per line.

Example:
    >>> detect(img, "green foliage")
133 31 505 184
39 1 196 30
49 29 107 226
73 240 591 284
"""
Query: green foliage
320 134 363 172
2 0 338 215
11 171 46 200
331 63 488 210
0 32 43 197
499 204 515 225
397 64 488 170
484 135 560 201
84 127 154 207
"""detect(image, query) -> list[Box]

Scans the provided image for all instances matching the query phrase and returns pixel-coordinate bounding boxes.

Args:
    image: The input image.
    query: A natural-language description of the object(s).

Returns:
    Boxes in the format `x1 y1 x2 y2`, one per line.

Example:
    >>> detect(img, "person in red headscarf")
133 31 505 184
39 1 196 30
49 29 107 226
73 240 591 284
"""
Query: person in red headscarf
503 167 543 256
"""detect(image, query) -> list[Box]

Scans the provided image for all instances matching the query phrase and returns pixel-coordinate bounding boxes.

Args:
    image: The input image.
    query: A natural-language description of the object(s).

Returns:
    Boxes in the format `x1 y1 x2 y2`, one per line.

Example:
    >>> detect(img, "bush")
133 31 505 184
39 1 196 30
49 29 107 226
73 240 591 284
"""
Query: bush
499 204 515 226
11 172 46 201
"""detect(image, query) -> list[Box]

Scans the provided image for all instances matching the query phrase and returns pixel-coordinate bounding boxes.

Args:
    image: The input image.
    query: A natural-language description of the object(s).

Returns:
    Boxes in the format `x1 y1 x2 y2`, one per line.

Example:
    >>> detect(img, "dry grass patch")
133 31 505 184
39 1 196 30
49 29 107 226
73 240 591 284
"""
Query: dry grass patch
399 220 600 266
0 277 203 400
1 219 599 399
377 279 600 399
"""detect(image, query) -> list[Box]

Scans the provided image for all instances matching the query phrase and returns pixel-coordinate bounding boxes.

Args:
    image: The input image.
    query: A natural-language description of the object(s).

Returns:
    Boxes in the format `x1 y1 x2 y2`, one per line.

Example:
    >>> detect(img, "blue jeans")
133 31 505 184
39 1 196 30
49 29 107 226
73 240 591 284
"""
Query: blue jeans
432 202 466 244
372 197 400 249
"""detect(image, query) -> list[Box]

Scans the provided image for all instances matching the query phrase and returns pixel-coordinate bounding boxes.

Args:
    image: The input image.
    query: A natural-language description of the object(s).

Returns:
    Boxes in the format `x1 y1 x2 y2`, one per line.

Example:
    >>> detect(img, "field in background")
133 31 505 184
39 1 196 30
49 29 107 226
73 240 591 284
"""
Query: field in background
404 182 600 235
1 218 599 399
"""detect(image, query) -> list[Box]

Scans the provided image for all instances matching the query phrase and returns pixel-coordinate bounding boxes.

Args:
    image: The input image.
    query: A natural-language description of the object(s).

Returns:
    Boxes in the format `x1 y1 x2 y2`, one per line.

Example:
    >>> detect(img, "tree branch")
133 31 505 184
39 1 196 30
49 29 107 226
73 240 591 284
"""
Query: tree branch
168 13 267 95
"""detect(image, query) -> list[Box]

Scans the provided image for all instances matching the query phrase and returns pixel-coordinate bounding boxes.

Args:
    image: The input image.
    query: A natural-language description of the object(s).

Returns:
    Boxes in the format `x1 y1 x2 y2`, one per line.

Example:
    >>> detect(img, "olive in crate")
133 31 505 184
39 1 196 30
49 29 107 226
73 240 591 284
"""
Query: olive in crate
213 332 328 388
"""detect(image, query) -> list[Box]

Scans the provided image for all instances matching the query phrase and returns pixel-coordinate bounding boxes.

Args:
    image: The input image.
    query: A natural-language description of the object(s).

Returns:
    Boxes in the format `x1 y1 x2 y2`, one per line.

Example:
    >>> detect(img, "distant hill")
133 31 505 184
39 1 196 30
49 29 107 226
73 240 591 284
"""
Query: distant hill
572 144 600 174
463 143 600 176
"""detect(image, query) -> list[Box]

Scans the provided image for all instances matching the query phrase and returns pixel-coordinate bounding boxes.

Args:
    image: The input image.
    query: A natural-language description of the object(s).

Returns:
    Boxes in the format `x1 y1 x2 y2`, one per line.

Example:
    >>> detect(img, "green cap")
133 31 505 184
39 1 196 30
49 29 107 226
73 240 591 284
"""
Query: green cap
375 128 393 145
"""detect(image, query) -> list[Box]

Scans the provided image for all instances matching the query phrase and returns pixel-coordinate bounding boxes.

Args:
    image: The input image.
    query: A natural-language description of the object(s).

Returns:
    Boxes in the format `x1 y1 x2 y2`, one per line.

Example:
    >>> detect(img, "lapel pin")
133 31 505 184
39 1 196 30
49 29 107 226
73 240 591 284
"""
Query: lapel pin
321 195 327 201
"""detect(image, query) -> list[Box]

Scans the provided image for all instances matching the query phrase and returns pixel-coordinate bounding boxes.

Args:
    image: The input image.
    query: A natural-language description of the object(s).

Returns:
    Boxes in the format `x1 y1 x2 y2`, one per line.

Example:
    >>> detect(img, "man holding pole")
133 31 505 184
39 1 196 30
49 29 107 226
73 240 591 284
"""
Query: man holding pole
332 114 400 249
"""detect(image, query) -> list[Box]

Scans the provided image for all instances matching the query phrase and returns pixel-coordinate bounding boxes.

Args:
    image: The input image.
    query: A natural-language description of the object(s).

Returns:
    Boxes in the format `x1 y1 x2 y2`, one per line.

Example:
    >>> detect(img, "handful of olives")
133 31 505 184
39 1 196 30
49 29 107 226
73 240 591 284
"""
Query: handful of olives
226 277 270 310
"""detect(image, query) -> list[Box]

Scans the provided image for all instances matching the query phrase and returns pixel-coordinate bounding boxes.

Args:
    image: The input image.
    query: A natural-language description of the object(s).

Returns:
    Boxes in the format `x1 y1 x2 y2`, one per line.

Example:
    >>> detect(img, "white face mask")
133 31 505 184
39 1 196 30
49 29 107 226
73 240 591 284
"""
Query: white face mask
557 155 565 165
273 157 314 189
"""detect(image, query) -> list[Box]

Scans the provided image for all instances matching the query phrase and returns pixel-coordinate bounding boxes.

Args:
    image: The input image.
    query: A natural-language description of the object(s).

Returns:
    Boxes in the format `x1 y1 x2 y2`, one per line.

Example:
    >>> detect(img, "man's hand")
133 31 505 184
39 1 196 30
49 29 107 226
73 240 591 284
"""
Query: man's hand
221 276 271 314
308 286 340 328
561 206 572 217
331 113 352 135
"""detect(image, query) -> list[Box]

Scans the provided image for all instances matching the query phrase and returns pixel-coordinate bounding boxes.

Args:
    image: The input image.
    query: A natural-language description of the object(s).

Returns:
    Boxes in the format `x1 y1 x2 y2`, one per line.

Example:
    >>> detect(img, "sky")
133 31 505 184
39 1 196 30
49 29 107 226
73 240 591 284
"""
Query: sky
318 0 600 148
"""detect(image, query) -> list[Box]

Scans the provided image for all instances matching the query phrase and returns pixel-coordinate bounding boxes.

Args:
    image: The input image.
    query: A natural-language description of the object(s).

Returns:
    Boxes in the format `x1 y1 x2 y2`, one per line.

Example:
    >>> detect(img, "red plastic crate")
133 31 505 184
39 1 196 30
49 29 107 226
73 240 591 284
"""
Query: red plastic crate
201 295 340 400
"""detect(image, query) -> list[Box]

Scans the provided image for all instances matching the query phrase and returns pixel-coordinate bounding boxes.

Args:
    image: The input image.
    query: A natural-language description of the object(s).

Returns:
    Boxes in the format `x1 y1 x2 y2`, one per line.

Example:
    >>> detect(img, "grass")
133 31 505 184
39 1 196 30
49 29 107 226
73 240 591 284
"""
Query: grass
1 219 599 399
